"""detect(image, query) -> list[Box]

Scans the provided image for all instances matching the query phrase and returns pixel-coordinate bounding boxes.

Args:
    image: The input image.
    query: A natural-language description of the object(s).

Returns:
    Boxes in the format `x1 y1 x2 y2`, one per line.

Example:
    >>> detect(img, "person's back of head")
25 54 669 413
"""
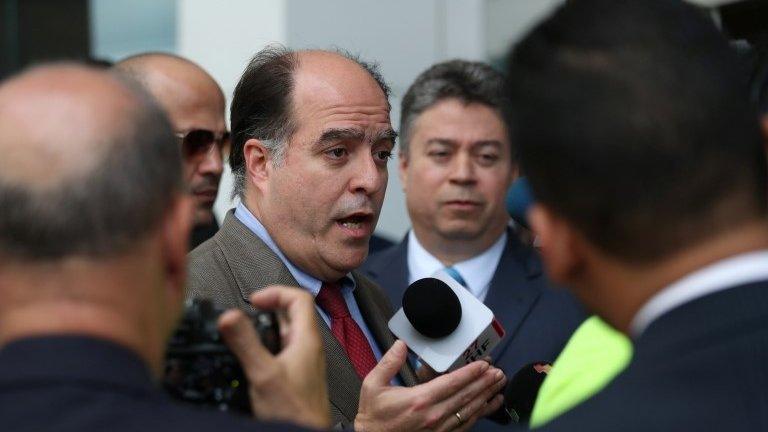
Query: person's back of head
507 0 768 330
509 0 766 262
0 63 190 372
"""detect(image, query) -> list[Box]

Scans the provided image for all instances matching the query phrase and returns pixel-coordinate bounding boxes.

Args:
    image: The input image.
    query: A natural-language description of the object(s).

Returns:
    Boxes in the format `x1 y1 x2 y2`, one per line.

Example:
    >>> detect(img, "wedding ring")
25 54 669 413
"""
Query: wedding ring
455 411 464 425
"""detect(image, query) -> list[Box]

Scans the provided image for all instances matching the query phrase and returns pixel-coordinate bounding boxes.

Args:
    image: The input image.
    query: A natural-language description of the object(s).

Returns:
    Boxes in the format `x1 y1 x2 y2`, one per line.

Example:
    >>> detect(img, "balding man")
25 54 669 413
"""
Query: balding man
0 63 329 431
188 47 506 431
115 53 226 248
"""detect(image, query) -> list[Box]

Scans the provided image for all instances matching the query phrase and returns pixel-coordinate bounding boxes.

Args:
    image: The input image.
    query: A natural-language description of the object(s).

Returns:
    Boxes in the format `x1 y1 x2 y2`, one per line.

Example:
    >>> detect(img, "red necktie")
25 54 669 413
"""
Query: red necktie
315 281 378 379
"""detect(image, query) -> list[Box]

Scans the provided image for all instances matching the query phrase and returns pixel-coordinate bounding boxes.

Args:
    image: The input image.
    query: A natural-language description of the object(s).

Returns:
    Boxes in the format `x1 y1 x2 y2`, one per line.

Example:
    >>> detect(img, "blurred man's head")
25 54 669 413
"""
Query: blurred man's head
507 0 768 328
115 53 227 227
0 64 191 372
399 60 515 263
229 47 395 281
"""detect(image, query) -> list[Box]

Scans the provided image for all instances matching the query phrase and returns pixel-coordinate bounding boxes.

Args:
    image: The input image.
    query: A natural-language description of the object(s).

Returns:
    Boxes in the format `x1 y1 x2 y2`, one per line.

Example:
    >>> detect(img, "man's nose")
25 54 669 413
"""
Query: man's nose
350 151 386 194
197 145 224 177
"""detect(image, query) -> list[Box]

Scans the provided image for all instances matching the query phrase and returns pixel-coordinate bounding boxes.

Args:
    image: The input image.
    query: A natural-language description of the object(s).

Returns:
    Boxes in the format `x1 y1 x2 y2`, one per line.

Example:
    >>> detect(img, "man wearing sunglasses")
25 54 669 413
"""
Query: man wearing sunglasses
115 53 227 248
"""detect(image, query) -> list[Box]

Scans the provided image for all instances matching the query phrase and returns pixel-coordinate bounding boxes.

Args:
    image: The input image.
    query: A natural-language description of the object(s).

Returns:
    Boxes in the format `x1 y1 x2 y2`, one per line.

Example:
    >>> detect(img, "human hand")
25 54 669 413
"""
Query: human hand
219 285 330 429
354 340 506 432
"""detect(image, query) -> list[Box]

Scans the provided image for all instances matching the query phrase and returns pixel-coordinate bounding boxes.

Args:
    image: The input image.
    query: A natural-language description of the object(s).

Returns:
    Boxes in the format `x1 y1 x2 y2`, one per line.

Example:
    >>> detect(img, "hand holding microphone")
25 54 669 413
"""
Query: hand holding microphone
355 341 506 432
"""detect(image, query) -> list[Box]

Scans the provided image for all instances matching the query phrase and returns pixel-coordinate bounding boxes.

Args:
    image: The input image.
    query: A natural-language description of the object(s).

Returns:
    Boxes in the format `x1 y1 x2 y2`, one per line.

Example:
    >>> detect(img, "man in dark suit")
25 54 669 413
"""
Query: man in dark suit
362 60 585 431
0 64 328 430
506 0 768 430
188 47 507 431
114 53 228 249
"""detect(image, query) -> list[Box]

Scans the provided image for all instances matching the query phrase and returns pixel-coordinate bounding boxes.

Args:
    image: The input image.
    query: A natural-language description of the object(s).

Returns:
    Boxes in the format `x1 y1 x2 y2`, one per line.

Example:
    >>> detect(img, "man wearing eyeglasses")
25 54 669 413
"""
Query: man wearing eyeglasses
114 53 227 248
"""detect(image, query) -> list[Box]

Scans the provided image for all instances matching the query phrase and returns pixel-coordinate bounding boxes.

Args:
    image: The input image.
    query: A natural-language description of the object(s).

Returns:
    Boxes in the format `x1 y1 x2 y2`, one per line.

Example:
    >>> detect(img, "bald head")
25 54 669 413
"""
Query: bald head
115 53 226 227
114 53 225 123
0 65 140 190
0 63 182 260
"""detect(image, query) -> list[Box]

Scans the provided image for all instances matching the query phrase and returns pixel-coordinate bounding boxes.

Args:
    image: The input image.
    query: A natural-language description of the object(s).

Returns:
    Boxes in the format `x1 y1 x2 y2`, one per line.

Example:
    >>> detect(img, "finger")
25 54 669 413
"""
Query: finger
432 367 506 431
477 394 504 419
452 395 504 432
460 375 506 421
364 340 408 387
218 309 272 378
249 286 319 348
418 360 490 404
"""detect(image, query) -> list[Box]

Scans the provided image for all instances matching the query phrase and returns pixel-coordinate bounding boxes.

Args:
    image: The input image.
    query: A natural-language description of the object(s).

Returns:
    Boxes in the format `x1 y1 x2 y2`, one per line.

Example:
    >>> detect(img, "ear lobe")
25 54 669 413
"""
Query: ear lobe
243 138 271 189
528 204 582 285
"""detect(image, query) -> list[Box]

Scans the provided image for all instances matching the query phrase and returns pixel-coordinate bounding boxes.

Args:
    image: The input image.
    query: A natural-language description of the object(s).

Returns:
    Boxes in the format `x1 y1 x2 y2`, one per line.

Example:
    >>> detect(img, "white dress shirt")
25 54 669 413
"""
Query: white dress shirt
406 230 507 302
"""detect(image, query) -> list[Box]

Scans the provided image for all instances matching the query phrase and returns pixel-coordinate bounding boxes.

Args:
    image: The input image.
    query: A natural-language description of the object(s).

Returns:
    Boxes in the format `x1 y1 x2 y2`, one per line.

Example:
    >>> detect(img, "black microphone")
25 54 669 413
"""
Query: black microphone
389 275 505 373
488 361 551 425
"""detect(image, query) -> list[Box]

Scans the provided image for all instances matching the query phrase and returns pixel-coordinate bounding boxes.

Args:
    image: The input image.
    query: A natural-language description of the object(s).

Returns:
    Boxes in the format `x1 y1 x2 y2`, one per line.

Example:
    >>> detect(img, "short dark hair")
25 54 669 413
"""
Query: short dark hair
0 69 182 260
229 46 391 199
507 0 767 263
400 60 512 157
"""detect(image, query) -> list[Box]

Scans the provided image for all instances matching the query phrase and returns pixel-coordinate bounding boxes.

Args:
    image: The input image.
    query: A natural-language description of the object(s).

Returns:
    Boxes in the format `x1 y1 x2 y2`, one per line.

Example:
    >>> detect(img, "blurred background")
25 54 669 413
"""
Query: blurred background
0 0 760 241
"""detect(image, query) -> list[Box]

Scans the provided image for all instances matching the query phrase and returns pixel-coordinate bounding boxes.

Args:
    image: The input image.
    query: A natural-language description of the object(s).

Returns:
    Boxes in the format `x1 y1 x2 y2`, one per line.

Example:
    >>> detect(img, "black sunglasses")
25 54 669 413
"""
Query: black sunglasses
175 129 230 160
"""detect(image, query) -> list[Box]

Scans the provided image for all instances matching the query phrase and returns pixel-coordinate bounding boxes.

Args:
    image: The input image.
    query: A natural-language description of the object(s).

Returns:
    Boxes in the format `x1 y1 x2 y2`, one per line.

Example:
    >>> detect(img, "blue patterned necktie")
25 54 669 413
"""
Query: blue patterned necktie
445 266 467 288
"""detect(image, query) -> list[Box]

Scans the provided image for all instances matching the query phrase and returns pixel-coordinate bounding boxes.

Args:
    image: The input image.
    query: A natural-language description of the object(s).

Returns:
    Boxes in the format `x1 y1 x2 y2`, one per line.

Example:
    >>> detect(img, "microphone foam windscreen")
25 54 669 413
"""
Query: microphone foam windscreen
402 277 462 338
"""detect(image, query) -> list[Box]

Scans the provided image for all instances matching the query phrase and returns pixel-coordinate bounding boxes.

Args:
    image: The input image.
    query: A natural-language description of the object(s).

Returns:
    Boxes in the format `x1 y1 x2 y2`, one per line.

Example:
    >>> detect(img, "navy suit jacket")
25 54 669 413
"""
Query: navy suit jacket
0 336 308 432
362 230 586 431
541 280 768 431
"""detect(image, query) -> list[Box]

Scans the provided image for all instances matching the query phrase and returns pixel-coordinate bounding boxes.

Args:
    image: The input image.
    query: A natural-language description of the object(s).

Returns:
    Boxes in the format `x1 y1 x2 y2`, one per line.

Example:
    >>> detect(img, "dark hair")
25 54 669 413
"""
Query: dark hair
229 46 391 199
400 60 512 157
507 0 767 263
0 69 182 260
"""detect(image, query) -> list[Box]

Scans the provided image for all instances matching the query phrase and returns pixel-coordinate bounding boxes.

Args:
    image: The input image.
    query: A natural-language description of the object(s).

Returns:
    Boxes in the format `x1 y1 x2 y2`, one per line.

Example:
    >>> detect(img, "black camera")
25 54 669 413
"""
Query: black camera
163 298 280 414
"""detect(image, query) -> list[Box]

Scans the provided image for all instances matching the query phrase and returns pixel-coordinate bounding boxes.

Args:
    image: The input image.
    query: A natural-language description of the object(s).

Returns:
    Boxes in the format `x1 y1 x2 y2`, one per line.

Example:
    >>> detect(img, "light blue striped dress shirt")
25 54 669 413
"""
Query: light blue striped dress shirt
234 202 385 363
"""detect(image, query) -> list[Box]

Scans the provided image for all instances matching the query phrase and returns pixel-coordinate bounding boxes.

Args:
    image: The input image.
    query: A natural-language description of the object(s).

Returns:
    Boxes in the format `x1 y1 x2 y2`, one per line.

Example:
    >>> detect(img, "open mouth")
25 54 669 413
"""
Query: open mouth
335 213 374 237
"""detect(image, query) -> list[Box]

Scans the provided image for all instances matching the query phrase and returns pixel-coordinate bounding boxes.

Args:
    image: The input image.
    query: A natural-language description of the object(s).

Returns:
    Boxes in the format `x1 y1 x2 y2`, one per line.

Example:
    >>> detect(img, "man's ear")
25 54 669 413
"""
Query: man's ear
243 138 272 191
528 204 585 285
398 150 409 191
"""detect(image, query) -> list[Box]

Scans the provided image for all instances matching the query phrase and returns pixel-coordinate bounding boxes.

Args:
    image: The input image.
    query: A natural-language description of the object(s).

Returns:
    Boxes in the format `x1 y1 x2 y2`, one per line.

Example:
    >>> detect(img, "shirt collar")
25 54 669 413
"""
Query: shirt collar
407 230 507 300
630 249 768 337
234 202 355 296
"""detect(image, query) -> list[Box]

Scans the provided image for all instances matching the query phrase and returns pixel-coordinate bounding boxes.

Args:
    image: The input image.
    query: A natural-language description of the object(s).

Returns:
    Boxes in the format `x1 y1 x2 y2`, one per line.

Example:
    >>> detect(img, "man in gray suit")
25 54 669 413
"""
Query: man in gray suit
187 47 506 431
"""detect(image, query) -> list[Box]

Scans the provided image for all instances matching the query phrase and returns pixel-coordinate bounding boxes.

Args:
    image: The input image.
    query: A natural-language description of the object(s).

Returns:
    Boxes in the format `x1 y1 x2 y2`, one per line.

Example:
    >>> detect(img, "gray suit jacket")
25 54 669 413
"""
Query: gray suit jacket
187 211 418 428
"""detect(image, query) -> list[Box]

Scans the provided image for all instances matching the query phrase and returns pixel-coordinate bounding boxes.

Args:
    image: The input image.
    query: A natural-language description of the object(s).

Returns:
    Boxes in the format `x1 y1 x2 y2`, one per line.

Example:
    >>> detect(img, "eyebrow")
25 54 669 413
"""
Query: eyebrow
425 138 503 148
317 127 398 146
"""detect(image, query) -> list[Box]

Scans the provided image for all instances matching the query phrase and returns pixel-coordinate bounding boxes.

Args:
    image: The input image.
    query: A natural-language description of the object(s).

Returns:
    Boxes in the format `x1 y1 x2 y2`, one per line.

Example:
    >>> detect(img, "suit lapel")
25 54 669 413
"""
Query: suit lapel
483 231 544 361
353 272 418 387
365 236 410 309
216 211 362 423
